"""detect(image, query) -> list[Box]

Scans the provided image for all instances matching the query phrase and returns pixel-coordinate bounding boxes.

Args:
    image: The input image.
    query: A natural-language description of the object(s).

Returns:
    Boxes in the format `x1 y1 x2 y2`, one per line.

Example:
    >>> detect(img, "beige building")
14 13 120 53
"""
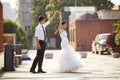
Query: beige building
19 0 33 30
112 5 120 10
98 6 120 19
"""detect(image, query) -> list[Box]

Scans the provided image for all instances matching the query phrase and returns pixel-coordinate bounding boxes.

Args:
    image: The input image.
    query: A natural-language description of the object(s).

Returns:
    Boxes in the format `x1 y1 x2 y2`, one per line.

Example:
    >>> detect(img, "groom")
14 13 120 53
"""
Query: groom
30 11 59 73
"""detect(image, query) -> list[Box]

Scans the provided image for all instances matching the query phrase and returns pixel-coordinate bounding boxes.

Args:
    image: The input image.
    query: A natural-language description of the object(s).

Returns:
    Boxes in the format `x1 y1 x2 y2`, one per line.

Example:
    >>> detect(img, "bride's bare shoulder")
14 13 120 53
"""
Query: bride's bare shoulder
59 29 64 33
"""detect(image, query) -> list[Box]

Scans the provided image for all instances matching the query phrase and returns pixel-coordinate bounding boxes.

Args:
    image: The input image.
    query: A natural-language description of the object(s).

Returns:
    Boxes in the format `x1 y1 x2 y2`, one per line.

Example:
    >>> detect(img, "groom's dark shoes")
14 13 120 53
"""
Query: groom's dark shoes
30 70 37 73
38 70 46 73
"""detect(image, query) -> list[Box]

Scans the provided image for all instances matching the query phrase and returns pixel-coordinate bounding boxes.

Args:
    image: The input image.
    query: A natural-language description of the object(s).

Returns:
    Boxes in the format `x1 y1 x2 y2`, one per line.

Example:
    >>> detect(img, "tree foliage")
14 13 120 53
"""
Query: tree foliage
113 20 120 46
29 0 114 38
78 0 114 10
3 19 30 49
106 33 117 47
30 0 114 30
114 20 120 34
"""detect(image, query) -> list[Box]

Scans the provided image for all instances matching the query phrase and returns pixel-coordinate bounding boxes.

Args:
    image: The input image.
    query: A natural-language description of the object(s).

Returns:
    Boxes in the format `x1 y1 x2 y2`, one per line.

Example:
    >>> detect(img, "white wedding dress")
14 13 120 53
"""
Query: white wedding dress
43 30 83 73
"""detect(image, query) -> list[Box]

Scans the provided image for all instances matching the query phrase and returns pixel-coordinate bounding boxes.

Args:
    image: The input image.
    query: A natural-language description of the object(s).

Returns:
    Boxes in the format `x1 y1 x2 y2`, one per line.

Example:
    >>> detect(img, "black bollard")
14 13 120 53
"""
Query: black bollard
15 44 22 55
4 44 15 71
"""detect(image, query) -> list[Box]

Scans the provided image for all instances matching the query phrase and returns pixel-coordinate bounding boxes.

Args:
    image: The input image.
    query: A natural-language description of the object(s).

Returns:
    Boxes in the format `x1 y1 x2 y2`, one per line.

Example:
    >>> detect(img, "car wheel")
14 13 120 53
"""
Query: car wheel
96 51 99 54
107 52 111 55
99 51 103 55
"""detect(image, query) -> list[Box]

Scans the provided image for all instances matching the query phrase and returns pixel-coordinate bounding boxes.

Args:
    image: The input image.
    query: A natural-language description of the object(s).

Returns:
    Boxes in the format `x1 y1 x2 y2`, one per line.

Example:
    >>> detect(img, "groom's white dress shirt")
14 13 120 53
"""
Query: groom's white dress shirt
35 20 50 41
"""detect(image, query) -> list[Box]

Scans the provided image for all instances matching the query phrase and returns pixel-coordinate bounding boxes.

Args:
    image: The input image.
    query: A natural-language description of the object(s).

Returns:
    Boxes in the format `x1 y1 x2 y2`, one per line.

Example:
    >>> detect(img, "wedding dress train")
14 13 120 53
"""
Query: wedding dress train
43 30 83 73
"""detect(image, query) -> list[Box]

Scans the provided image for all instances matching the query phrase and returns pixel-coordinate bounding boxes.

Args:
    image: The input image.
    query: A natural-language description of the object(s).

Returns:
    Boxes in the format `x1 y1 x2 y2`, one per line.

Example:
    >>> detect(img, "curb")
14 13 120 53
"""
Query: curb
0 67 4 77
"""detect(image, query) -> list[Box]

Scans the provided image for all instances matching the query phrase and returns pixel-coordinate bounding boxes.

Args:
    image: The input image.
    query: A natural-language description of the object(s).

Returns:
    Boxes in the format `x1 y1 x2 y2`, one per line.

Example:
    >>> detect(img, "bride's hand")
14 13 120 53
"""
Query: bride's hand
55 11 60 15
59 13 62 19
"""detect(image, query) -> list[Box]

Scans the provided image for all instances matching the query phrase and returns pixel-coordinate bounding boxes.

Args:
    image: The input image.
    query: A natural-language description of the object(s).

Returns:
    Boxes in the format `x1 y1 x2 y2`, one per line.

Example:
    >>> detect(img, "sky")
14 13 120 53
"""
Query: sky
0 0 17 8
111 0 120 5
0 0 120 8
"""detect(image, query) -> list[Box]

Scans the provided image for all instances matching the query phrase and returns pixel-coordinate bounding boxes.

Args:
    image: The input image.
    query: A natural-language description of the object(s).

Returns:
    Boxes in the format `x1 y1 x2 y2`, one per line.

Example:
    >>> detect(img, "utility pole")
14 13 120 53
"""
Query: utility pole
75 0 77 6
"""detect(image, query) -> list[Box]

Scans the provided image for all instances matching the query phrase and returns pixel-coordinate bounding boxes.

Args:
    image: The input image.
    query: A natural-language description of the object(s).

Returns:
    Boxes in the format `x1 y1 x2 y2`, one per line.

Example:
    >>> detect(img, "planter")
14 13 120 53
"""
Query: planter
112 53 120 58
79 52 87 58
108 47 120 54
45 53 53 59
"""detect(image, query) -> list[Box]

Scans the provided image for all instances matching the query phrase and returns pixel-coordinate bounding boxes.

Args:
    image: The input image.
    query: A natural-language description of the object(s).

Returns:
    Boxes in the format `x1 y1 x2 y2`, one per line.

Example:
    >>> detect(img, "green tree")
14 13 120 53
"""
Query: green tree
3 19 30 49
78 0 114 10
30 0 49 30
45 0 114 36
43 0 80 37
113 20 120 46
30 0 114 30
29 0 114 49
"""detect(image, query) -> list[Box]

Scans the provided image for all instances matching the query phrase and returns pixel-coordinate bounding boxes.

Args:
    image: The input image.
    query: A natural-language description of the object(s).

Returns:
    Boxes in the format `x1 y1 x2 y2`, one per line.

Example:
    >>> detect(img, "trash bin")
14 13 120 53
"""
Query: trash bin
15 44 22 55
4 44 15 71
15 44 22 65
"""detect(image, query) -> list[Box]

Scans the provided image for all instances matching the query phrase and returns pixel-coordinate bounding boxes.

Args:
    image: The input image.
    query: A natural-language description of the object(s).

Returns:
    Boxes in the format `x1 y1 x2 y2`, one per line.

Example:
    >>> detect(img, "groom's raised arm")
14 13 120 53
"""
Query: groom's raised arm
48 11 60 22
43 11 60 27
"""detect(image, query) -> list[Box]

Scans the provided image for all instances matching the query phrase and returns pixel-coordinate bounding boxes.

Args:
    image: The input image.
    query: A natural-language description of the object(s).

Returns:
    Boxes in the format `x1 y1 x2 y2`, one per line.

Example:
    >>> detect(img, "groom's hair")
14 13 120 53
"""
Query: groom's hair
62 20 67 25
38 15 45 22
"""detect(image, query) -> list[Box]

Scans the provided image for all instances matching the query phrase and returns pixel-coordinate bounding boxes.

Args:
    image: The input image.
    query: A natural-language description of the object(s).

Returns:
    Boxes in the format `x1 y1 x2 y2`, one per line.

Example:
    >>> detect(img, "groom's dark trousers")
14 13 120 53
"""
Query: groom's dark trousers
30 40 46 72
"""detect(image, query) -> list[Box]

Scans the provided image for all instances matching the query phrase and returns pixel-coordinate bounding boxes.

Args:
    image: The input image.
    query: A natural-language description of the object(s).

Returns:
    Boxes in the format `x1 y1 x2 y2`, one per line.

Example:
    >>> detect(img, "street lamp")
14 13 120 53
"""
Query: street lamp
75 0 77 6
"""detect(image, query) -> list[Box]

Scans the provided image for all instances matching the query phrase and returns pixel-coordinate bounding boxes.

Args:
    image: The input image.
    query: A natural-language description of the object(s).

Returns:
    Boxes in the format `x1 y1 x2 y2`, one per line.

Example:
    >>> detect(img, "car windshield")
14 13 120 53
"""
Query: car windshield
95 35 100 41
101 35 108 40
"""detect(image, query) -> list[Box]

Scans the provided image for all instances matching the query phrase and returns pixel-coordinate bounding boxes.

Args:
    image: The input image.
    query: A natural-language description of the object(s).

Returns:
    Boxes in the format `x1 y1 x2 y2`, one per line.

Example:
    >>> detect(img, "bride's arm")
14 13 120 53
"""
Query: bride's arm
58 13 63 33
54 12 62 35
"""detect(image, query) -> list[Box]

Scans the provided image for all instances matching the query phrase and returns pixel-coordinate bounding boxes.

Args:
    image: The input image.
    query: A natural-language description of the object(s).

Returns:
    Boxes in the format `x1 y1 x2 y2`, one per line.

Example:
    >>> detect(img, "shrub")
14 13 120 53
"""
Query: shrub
115 34 120 46
18 27 30 49
113 20 120 46
3 19 29 49
106 32 117 47
114 20 120 34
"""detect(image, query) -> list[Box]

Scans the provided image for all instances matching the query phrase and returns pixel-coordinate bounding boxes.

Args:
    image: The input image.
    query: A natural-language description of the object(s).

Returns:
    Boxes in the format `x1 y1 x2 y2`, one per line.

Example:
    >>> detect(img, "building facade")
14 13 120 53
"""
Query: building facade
0 2 3 52
64 6 97 27
98 10 120 19
19 0 33 30
65 6 120 51
69 19 118 51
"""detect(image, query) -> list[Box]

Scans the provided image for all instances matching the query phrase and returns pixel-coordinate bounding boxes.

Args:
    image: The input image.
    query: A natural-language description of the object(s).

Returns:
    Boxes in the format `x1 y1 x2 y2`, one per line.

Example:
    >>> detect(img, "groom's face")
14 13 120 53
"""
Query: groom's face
40 19 45 24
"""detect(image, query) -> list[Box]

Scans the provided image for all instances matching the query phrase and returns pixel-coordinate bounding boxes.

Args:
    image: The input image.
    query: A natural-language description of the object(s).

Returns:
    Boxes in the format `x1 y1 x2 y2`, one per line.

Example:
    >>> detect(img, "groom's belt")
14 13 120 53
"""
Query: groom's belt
39 40 46 43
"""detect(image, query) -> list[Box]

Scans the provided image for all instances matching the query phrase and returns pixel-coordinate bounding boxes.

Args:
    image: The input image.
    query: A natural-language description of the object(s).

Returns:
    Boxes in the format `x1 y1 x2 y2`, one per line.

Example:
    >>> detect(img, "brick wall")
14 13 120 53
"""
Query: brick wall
69 19 118 51
0 2 3 52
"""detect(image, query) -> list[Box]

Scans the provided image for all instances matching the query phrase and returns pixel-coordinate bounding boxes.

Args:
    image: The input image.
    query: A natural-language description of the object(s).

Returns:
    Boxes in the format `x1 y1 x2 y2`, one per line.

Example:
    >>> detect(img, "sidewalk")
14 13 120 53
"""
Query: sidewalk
0 52 4 74
0 50 120 80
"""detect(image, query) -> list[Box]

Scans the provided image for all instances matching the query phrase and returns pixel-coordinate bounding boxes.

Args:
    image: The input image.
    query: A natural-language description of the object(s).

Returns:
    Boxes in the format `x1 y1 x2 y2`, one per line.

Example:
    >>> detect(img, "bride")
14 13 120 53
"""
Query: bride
43 12 83 73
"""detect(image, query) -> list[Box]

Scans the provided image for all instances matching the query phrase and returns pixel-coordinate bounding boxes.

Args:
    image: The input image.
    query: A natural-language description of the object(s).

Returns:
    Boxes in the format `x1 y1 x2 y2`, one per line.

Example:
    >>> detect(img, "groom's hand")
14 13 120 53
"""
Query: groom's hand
37 44 41 50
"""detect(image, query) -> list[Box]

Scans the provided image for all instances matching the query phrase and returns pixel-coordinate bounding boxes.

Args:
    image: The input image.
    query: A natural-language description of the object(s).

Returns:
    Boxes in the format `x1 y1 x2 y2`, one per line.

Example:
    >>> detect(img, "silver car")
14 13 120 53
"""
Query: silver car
92 33 110 54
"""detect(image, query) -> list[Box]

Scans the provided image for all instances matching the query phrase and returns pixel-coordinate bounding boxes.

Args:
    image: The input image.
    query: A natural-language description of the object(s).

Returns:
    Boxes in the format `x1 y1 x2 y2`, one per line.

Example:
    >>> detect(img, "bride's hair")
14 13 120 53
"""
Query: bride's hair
54 20 67 35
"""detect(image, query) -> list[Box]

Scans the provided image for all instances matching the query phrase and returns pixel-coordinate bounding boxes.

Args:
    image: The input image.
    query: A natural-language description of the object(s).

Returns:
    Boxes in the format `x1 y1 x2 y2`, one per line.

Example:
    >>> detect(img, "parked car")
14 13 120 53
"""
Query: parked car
92 33 110 54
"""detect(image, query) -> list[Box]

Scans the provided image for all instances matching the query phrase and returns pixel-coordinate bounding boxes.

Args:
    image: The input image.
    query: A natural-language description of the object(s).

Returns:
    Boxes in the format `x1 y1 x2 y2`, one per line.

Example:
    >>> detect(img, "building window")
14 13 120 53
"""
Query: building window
70 29 72 42
70 29 75 42
73 29 74 42
71 29 73 42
